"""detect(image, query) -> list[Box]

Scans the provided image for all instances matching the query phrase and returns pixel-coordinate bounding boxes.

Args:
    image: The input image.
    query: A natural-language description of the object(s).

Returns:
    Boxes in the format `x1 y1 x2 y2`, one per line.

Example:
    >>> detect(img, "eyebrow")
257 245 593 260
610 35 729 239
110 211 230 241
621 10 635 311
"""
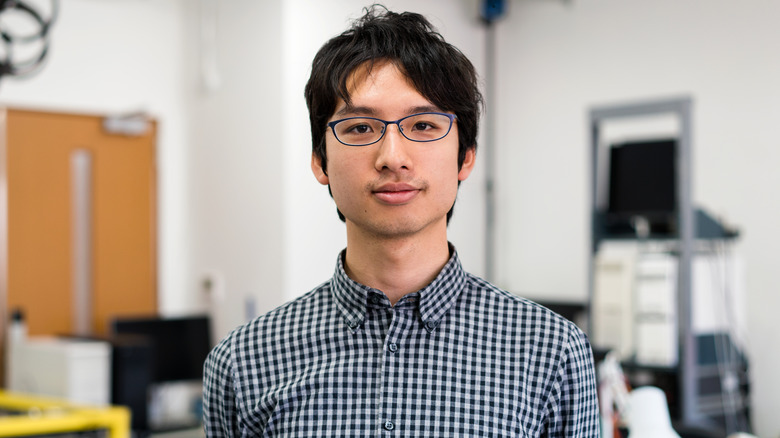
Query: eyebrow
334 104 445 119
334 105 376 117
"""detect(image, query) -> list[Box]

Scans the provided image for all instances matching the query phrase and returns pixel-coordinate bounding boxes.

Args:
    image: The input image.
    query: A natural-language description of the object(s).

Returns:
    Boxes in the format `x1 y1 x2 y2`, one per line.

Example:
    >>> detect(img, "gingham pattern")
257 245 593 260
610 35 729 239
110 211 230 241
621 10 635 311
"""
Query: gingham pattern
203 250 599 437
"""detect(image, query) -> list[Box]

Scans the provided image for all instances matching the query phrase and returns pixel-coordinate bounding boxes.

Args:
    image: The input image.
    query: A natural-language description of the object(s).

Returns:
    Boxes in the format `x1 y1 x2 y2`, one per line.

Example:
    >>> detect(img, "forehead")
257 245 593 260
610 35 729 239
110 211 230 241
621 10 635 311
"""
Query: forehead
335 60 433 116
345 59 410 92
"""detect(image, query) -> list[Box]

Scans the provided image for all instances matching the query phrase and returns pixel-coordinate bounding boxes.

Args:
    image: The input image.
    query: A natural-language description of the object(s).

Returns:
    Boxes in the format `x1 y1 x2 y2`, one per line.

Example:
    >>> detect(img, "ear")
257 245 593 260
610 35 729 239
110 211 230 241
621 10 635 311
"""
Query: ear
457 147 476 182
311 153 329 185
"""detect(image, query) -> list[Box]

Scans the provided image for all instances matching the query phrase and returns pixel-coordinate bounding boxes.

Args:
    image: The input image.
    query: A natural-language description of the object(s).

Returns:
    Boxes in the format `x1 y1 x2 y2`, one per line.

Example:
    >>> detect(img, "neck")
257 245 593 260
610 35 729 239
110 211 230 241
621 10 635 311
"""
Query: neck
343 224 450 305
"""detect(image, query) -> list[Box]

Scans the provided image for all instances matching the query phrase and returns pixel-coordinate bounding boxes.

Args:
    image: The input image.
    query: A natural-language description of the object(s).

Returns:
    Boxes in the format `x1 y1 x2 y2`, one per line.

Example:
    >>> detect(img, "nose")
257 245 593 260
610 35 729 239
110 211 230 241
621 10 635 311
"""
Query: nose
374 123 412 173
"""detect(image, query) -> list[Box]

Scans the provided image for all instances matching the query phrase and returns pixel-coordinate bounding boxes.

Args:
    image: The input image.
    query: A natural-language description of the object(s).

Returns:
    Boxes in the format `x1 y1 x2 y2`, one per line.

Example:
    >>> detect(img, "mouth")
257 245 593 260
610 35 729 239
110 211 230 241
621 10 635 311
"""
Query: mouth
372 183 421 205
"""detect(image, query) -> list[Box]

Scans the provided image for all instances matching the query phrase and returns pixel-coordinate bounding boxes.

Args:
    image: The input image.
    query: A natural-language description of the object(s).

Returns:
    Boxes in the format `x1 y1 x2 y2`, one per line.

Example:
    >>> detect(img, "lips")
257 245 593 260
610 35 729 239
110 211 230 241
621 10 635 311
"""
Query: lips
372 183 421 204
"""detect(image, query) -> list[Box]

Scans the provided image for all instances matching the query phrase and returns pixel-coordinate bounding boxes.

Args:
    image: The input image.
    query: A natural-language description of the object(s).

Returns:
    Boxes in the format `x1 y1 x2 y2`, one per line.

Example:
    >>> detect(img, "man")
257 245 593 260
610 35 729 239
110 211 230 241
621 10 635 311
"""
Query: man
203 6 599 437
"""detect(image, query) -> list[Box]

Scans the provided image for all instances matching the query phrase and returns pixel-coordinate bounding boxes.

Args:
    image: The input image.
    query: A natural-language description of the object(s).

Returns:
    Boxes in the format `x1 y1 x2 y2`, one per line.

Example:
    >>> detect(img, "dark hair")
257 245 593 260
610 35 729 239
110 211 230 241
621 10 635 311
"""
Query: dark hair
304 5 483 222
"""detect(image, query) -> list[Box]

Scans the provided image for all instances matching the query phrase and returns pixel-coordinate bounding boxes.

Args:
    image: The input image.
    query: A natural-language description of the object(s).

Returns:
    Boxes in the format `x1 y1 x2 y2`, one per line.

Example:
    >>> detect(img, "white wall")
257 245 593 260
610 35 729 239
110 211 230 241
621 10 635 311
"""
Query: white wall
493 1 780 435
181 0 286 342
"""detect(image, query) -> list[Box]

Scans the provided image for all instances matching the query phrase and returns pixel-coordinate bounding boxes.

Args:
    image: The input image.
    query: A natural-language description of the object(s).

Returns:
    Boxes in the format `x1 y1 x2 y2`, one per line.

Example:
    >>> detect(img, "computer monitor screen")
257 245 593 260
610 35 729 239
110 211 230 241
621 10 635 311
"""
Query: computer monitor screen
607 138 677 221
111 315 212 382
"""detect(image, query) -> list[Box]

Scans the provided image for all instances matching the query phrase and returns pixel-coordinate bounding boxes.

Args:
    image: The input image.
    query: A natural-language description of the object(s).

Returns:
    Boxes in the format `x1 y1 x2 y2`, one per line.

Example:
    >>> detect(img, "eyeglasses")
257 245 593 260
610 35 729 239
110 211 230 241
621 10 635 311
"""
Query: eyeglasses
327 112 457 147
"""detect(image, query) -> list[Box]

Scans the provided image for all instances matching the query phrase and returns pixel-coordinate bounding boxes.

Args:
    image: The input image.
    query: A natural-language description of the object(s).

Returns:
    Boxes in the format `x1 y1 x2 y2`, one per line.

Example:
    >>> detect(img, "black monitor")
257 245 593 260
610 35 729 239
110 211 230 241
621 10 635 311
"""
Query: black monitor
111 315 212 382
607 138 677 225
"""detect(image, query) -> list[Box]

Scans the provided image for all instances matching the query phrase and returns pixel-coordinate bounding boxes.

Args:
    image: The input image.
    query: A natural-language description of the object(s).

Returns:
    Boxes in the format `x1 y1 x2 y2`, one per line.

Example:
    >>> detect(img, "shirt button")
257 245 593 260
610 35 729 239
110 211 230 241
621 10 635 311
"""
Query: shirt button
388 343 398 353
383 420 395 431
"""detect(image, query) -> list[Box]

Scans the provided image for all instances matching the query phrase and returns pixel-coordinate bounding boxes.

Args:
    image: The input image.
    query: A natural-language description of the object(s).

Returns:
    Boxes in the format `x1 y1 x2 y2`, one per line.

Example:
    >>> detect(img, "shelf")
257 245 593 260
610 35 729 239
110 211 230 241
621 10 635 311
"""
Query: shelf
0 390 130 438
588 97 751 434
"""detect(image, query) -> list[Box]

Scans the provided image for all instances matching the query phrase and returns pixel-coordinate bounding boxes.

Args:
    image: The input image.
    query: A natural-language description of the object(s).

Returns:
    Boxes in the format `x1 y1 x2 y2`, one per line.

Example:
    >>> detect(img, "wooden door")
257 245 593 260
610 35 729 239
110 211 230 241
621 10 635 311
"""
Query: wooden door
0 108 157 340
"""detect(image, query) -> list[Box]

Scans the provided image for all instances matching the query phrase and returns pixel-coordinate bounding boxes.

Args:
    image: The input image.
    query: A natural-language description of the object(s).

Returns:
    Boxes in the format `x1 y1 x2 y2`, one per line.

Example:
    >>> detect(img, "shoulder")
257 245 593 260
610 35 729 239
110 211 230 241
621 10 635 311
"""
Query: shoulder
462 273 596 382
460 273 589 352
465 274 580 328
209 281 334 363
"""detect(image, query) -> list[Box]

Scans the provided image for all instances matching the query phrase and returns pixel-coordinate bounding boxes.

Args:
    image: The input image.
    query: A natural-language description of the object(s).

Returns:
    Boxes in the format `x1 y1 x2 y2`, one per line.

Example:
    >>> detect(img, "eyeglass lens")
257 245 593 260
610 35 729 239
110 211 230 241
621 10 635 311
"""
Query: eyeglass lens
333 113 453 146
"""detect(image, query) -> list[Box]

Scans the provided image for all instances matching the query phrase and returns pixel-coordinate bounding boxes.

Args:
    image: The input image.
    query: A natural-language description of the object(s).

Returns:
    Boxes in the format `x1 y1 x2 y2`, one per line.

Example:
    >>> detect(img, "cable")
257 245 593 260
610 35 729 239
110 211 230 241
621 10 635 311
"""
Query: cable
707 239 749 433
707 246 735 432
0 0 58 80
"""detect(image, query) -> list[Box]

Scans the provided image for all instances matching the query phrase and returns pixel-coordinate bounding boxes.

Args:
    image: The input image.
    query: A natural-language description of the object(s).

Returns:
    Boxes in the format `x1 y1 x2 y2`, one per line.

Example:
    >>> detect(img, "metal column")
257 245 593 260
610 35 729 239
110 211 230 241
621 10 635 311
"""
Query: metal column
588 96 700 426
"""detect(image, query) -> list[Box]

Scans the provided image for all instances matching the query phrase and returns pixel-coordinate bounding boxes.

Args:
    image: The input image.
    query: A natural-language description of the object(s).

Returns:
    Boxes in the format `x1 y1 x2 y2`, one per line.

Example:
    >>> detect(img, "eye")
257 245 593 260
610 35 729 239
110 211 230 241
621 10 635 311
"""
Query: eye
332 118 385 145
401 113 453 142
411 121 436 131
405 113 449 133
346 123 374 134
337 119 381 136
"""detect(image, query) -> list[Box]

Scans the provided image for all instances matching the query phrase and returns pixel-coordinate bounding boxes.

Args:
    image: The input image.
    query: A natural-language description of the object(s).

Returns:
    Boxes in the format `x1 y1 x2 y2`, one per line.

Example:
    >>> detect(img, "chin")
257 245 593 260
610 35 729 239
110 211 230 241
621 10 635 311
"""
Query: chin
350 214 447 239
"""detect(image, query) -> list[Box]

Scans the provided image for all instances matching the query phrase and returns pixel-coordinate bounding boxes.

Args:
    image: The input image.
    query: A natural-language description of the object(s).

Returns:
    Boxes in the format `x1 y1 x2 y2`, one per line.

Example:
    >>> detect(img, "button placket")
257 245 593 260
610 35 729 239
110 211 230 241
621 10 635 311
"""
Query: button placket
378 296 420 436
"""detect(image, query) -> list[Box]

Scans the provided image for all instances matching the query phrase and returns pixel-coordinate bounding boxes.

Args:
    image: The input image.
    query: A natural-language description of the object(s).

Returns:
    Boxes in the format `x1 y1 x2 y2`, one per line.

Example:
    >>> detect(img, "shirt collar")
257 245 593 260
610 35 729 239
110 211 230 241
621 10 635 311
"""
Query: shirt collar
330 244 467 333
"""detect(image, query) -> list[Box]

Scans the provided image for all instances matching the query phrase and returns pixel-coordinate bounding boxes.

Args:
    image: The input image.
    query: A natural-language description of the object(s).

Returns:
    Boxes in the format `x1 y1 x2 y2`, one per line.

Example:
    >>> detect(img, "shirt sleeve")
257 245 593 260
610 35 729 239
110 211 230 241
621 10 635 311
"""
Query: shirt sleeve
545 325 601 437
203 334 241 437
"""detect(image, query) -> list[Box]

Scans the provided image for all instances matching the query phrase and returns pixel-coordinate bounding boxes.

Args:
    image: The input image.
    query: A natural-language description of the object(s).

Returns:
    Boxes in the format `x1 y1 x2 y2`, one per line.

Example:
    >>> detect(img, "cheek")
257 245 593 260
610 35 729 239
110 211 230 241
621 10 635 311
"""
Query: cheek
427 151 461 185
324 156 362 201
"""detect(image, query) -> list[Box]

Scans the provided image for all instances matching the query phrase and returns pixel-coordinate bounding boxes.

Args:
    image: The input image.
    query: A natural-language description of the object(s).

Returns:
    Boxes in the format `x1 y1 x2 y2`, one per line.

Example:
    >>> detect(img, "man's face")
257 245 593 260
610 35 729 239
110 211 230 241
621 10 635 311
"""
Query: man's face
311 60 475 240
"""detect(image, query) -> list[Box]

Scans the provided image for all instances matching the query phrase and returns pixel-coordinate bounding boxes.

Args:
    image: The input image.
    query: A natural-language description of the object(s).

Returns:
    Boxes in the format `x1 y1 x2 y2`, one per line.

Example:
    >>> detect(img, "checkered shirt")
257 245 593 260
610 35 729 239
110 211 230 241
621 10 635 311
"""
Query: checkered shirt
203 249 599 437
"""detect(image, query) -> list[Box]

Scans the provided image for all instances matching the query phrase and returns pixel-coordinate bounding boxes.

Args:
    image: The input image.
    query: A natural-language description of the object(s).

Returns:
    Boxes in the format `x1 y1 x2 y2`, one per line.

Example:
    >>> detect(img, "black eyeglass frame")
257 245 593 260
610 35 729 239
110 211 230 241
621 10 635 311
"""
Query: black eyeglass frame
326 112 457 147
